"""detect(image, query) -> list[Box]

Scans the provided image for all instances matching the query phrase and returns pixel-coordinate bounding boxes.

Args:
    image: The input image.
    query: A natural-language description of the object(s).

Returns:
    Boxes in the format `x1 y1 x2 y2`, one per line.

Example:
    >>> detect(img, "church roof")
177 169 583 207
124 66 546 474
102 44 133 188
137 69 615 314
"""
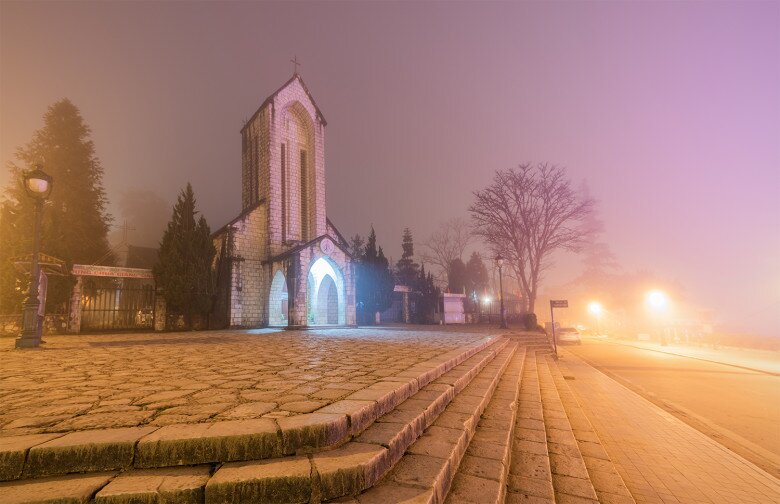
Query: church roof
241 73 327 133
326 217 349 249
267 233 352 264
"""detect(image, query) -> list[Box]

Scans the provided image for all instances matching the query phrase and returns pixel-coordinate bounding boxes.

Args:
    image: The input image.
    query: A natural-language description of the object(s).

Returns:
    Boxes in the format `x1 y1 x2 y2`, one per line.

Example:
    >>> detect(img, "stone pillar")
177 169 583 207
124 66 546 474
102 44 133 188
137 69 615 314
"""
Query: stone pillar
402 291 410 324
67 276 83 334
287 252 308 328
154 292 166 332
346 260 357 327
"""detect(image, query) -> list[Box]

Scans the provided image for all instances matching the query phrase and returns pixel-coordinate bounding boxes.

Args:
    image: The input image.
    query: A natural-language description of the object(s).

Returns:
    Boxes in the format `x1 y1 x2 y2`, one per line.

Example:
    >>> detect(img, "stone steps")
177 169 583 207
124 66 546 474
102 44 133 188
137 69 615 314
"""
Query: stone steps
0 338 511 504
443 345 526 503
0 336 500 483
347 342 521 503
537 353 599 503
457 346 633 504
509 332 554 354
506 349 555 502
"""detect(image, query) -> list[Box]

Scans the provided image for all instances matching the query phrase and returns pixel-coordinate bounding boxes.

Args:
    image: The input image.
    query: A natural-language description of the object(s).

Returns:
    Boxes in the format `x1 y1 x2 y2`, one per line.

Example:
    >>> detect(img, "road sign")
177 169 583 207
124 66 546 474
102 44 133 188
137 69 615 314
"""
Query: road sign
549 299 568 358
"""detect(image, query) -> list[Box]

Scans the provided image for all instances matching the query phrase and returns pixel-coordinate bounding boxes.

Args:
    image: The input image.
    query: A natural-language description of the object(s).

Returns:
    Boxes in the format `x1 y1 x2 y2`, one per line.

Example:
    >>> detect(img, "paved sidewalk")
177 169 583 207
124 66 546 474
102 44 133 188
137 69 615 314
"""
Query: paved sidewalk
0 328 493 437
558 350 780 504
599 337 780 375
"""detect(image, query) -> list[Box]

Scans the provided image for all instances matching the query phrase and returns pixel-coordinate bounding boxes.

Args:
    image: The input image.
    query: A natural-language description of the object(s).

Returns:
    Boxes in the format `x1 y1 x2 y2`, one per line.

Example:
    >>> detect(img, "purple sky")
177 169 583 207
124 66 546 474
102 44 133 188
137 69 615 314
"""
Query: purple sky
1 2 778 335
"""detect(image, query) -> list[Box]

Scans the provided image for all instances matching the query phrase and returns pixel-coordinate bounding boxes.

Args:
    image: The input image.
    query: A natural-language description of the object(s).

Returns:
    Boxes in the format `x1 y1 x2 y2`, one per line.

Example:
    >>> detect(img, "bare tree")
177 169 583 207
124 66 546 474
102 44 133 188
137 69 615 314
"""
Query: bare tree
421 217 473 284
469 163 594 314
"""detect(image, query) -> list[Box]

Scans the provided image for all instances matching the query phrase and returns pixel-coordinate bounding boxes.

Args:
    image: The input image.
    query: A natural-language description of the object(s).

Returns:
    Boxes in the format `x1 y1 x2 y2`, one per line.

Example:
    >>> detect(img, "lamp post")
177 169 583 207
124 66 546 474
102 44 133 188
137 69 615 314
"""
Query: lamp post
496 255 507 329
16 166 53 349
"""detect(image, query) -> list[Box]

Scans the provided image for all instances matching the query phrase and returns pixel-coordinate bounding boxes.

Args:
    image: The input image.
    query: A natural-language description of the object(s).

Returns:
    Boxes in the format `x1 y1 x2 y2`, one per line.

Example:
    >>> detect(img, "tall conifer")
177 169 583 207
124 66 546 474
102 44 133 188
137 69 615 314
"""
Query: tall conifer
0 99 112 314
154 183 215 328
395 227 419 287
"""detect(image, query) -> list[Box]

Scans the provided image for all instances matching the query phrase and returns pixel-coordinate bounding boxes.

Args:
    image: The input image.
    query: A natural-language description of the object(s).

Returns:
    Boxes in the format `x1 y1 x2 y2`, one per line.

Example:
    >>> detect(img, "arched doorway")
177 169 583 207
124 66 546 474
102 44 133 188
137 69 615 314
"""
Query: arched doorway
268 270 288 326
308 257 345 326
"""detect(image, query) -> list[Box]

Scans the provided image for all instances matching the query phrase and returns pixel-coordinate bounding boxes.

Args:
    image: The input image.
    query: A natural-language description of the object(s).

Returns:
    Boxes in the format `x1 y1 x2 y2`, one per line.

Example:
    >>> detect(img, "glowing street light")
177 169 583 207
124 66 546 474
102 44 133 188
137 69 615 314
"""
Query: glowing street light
588 301 603 335
647 290 668 311
646 290 670 345
495 255 507 329
16 165 53 349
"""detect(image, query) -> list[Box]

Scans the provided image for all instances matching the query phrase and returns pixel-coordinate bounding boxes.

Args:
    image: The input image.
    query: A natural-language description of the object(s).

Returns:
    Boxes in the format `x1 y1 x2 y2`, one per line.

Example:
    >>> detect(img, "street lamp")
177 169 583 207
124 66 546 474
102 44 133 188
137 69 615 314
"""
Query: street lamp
647 290 668 311
646 290 669 345
588 301 603 335
16 166 53 349
496 255 507 329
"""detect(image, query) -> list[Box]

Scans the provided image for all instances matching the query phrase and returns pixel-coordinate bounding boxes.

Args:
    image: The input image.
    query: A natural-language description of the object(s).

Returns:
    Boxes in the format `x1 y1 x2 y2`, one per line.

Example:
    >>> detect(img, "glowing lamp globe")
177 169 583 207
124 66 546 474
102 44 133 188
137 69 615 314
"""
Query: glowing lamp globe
23 166 53 200
647 290 668 310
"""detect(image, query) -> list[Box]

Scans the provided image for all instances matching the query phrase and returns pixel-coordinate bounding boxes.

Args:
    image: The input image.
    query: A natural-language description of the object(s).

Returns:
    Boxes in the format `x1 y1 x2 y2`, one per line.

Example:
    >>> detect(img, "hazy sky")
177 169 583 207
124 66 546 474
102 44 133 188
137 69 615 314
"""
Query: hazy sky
1 1 778 335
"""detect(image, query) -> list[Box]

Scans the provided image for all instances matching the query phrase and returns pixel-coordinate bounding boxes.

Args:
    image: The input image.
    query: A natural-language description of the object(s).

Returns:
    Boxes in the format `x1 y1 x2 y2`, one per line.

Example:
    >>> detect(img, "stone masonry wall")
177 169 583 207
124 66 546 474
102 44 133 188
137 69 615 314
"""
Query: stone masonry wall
227 204 267 327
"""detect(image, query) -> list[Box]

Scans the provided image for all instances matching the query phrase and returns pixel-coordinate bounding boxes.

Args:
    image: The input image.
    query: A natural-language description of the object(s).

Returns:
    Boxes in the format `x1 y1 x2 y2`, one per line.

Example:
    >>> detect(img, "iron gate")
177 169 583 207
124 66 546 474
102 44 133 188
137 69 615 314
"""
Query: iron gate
80 277 155 331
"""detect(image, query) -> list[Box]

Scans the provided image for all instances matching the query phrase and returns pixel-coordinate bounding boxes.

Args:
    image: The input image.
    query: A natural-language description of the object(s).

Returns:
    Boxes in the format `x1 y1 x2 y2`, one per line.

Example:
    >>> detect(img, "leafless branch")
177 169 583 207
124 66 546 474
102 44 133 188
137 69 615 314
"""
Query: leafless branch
469 163 594 313
421 217 473 283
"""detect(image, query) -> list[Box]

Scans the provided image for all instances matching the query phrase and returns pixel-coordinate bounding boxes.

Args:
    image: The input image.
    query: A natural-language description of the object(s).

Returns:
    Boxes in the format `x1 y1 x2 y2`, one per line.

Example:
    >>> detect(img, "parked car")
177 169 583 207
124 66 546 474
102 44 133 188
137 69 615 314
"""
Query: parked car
557 327 582 345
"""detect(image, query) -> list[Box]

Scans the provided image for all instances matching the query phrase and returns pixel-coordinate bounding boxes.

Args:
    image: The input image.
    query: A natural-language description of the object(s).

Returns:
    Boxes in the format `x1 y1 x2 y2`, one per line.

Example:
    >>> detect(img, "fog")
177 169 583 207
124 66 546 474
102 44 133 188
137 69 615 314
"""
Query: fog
1 2 778 336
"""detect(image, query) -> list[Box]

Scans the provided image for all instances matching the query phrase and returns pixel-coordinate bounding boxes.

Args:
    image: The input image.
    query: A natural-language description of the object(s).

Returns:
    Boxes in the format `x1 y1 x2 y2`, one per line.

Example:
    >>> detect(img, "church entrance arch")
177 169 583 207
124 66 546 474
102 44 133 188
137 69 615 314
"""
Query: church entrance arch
307 257 345 326
268 270 288 326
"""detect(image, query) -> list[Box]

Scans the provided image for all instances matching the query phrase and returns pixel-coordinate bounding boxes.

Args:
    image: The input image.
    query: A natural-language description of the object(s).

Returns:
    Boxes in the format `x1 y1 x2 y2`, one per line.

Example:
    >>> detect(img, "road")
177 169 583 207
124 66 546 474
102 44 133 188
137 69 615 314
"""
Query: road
562 336 780 477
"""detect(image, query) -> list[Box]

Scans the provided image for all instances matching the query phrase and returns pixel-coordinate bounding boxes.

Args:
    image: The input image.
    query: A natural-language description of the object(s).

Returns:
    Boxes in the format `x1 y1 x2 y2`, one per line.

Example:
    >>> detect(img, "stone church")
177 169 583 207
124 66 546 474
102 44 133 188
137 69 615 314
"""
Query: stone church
211 73 356 328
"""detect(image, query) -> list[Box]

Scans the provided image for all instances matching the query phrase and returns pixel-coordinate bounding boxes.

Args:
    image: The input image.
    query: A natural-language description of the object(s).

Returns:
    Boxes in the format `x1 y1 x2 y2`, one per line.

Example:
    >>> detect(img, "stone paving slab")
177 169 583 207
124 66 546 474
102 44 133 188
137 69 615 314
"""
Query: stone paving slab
94 465 212 504
558 349 780 504
25 426 158 478
0 433 63 480
0 471 116 504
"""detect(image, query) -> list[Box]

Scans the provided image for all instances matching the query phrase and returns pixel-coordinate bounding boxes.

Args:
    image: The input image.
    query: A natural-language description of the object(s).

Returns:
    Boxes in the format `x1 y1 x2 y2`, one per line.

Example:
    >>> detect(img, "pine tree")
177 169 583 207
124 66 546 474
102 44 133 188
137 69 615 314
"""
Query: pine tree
349 234 365 260
154 183 215 329
375 245 394 315
412 264 441 324
465 252 488 296
0 99 112 314
354 227 394 324
447 258 468 294
395 227 419 287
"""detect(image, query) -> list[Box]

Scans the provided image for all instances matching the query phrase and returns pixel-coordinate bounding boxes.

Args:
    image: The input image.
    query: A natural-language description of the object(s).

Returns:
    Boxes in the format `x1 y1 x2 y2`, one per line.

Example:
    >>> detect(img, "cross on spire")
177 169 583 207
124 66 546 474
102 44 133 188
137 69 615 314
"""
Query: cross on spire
115 220 136 244
290 55 301 75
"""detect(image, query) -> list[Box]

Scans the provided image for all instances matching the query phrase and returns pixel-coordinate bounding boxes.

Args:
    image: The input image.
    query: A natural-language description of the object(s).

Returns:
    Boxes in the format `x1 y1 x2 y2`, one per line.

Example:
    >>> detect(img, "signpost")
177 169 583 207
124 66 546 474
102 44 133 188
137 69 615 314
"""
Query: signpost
549 299 568 357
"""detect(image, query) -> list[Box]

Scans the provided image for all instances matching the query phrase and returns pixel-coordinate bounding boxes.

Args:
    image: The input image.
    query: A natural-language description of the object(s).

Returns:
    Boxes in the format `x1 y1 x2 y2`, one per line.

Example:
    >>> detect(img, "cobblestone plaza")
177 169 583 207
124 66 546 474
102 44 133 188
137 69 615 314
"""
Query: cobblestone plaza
1 328 778 504
0 327 493 436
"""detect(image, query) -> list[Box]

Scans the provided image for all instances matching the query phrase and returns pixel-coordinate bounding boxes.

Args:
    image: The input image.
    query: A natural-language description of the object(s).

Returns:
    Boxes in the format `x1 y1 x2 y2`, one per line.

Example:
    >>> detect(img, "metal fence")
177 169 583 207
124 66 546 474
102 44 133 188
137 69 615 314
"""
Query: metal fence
80 277 155 331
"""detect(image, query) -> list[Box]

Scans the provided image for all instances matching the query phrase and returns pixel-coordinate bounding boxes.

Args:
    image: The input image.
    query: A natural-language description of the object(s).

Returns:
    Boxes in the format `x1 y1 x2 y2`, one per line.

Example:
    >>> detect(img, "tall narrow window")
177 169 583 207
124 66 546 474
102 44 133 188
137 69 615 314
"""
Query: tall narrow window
242 131 248 208
300 150 308 240
281 143 287 241
251 136 259 204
